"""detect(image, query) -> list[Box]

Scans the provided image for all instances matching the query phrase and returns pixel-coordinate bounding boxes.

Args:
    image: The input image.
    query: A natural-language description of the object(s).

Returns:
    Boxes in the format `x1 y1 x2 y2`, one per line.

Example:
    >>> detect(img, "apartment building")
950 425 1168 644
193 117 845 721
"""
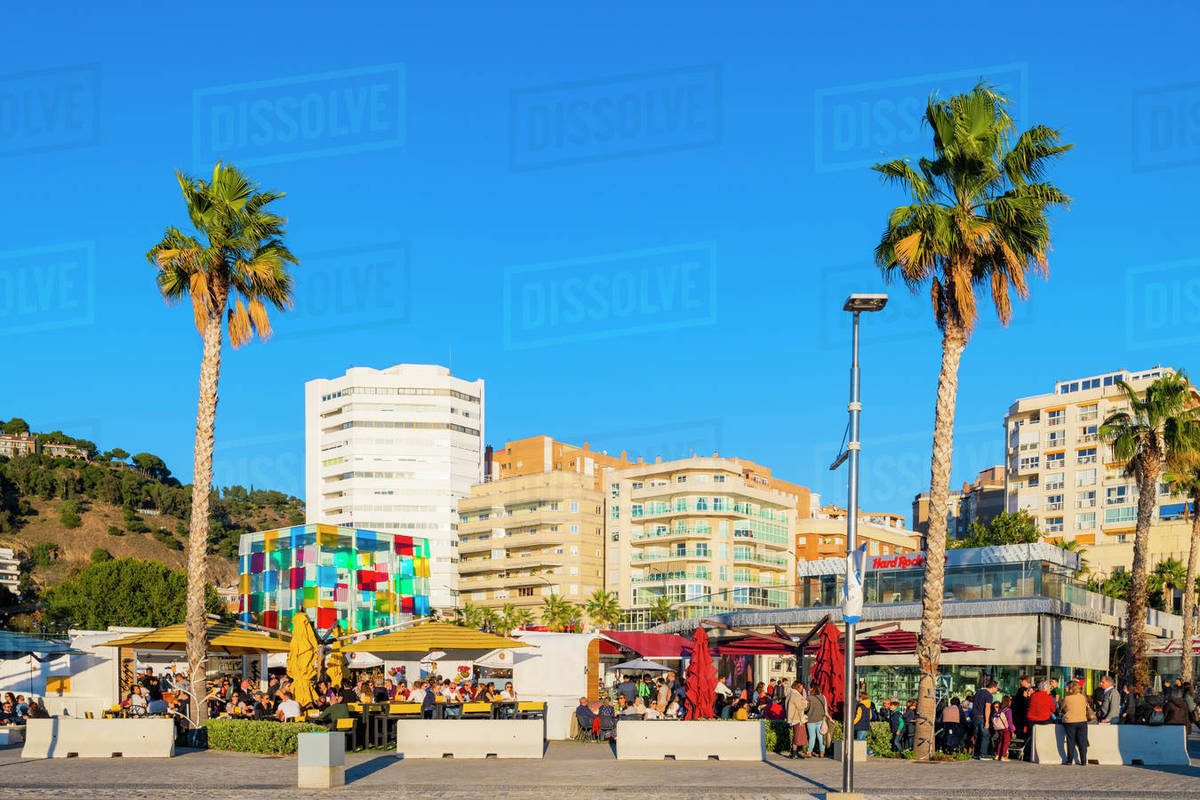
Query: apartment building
0 433 36 459
304 364 485 611
490 435 633 490
457 470 606 614
797 498 921 563
912 465 1006 540
0 547 19 593
603 456 805 630
1004 367 1199 578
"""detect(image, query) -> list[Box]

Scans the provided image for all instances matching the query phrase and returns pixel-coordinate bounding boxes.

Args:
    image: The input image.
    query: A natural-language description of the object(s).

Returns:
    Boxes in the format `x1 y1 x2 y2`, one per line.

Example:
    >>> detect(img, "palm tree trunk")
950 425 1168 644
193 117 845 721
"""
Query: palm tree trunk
914 319 965 760
1124 463 1160 691
186 303 225 725
1182 500 1199 684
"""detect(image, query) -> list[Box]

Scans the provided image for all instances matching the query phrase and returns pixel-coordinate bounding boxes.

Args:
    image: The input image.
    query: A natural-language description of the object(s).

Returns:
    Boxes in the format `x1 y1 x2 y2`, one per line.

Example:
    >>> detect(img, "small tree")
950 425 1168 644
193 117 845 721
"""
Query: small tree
90 548 112 563
1 418 30 435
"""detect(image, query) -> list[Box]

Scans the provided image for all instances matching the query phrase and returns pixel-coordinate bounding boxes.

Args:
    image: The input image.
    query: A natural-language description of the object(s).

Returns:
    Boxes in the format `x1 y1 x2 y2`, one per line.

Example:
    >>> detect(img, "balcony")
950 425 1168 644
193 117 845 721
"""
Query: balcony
1045 502 1064 512
632 570 711 583
631 549 711 562
458 554 566 574
1079 433 1098 443
1077 455 1097 465
632 527 712 542
1076 498 1097 509
1047 417 1066 427
732 551 789 568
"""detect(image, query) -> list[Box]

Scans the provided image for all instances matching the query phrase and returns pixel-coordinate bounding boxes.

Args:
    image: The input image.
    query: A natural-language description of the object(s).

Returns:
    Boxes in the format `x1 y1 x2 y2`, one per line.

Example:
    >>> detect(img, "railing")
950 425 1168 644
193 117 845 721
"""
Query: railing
732 552 789 567
632 570 710 583
1048 417 1065 427
1076 499 1096 508
631 549 710 562
632 527 712 541
1045 502 1064 512
1077 455 1097 465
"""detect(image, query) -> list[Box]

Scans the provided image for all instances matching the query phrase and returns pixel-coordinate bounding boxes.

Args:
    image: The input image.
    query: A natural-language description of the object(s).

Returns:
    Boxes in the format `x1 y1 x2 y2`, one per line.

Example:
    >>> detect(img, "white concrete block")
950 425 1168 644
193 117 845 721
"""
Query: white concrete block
22 718 175 759
0 727 24 746
395 719 544 759
615 720 764 761
298 732 345 767
1030 723 1189 766
831 738 868 762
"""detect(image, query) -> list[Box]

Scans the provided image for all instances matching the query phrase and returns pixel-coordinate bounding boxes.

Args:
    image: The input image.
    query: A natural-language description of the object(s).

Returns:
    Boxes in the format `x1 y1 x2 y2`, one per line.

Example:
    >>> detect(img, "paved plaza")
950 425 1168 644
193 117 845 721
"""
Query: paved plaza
2 738 1200 800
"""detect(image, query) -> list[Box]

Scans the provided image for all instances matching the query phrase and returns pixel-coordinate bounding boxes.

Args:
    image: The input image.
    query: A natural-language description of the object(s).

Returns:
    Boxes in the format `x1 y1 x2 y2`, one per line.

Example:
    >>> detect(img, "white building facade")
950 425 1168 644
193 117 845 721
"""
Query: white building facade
304 364 484 611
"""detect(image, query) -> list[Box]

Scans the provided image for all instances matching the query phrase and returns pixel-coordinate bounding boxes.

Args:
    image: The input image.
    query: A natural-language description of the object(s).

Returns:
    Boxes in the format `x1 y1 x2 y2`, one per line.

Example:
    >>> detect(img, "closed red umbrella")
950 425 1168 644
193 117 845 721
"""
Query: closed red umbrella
683 626 716 719
811 621 844 716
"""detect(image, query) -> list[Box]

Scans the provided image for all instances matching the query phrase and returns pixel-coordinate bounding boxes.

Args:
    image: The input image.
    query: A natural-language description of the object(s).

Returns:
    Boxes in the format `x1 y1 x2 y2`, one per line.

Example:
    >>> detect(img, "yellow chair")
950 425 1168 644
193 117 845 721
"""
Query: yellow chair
390 703 422 716
517 701 545 719
461 701 493 718
335 716 360 751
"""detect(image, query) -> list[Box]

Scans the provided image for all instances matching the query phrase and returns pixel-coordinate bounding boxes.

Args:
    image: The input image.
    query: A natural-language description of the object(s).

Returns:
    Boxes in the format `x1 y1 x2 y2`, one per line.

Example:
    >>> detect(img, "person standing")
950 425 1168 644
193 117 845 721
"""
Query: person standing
993 695 1016 760
1096 675 1120 724
852 692 872 741
1060 682 1089 766
786 681 807 758
971 679 997 760
804 684 828 758
1011 675 1032 743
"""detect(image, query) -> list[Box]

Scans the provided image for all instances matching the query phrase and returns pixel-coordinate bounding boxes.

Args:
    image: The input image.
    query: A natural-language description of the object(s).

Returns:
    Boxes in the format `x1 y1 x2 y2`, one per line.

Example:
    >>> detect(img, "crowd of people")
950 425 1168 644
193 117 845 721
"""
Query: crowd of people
0 692 49 725
576 669 1200 762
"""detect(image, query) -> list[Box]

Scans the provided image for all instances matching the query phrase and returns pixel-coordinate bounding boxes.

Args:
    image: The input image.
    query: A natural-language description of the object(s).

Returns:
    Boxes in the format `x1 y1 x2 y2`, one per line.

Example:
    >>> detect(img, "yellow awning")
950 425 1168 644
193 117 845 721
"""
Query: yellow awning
103 622 291 655
342 622 532 653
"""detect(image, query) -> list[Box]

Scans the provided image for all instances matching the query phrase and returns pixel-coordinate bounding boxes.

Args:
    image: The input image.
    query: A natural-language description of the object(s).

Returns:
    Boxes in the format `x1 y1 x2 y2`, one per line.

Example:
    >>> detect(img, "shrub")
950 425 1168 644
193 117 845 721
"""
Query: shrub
204 719 326 754
90 548 112 563
866 721 895 757
126 519 149 533
107 525 124 536
764 718 896 758
30 541 58 568
153 528 182 551
60 508 82 528
763 719 791 752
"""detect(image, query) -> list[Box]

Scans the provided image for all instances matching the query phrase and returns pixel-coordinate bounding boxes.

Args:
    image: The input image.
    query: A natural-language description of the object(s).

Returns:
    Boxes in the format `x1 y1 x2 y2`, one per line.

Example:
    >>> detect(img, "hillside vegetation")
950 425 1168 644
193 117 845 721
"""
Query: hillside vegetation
0 417 304 602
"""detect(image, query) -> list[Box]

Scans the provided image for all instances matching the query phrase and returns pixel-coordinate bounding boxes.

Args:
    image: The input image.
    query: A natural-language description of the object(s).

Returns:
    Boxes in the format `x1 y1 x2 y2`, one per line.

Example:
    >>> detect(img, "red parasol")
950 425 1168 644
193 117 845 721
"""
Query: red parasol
811 622 844 716
683 626 716 719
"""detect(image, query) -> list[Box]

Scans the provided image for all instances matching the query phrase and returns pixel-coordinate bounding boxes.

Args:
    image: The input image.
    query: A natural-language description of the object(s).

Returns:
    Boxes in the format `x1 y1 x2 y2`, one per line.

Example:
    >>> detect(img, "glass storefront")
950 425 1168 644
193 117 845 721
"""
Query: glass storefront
799 558 1085 608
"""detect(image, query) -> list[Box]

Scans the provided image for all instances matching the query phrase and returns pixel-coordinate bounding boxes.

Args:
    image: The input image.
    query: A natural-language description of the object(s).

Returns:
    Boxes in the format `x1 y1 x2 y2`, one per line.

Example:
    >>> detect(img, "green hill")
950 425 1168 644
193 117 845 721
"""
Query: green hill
0 417 304 603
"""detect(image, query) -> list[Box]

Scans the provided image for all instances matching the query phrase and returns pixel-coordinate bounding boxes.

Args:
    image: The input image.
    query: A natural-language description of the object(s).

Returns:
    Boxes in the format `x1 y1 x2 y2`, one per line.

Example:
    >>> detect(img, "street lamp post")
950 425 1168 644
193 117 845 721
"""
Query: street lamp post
835 293 887 795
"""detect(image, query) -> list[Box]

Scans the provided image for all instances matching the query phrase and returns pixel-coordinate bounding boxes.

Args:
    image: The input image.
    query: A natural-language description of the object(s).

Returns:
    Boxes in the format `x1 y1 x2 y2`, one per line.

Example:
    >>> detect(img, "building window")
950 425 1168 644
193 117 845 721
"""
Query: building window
1076 491 1096 508
1046 494 1064 512
676 475 687 483
1076 447 1097 465
1045 473 1065 491
1047 409 1066 426
1075 512 1095 530
714 475 726 483
1044 516 1064 533
1046 452 1065 468
517 587 534 597
1076 469 1097 487
1105 506 1136 524
1106 486 1128 505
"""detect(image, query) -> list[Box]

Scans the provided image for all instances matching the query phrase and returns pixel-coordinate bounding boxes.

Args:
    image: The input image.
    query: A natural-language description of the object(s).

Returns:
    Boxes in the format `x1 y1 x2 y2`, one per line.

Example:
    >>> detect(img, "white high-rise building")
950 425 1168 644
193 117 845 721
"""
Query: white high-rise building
304 364 485 611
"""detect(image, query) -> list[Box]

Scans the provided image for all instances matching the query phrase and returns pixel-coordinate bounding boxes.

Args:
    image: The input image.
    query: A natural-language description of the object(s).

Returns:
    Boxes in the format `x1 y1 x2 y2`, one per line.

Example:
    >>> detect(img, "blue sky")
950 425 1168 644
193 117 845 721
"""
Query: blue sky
3 1 1199 518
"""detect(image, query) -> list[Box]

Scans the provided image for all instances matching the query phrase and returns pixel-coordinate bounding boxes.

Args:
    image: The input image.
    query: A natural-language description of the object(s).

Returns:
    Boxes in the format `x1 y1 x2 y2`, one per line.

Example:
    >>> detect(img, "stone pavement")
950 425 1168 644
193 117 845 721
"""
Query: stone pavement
2 738 1199 799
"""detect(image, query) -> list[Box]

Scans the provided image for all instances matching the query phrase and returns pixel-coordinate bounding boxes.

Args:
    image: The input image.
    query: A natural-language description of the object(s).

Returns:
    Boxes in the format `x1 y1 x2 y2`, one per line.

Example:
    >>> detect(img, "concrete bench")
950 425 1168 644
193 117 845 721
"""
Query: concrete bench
615 720 764 761
0 726 24 746
395 719 544 759
298 732 344 788
1030 722 1189 765
22 718 175 759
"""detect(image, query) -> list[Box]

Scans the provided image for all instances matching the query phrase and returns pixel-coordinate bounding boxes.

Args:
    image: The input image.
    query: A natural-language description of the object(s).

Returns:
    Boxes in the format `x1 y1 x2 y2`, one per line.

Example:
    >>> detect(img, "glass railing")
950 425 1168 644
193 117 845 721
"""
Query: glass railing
631 569 711 583
631 550 711 561
632 527 712 540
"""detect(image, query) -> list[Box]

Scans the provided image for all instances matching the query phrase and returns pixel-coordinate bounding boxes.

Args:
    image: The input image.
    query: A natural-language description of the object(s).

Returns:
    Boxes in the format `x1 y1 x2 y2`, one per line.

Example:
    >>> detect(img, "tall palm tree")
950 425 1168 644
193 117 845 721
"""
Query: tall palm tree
454 602 484 629
1151 557 1188 613
647 595 676 626
1166 459 1200 682
584 589 622 631
498 604 534 636
478 605 501 633
541 593 572 632
1100 372 1198 687
147 162 296 724
873 83 1071 759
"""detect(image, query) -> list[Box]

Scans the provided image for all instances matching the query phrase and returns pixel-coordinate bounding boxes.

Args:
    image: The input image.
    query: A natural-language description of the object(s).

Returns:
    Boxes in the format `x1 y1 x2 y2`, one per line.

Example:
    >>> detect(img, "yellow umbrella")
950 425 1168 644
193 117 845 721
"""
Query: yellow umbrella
342 621 532 653
325 625 348 689
287 613 319 708
104 622 291 655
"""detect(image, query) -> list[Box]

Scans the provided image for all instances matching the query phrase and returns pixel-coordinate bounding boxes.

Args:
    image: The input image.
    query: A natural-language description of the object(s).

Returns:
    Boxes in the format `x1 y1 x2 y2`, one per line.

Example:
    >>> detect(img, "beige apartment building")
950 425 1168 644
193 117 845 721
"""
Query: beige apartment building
1004 367 1200 578
603 456 804 630
457 470 607 613
490 435 633 490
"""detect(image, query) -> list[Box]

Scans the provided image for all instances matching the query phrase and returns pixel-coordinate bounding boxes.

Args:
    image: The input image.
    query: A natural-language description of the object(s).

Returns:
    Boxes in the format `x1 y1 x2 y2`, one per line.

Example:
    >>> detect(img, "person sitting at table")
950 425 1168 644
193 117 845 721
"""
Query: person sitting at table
597 696 617 740
665 697 683 719
372 679 390 703
383 679 397 701
356 681 373 704
147 692 169 716
26 700 49 720
421 680 439 718
644 699 665 720
15 696 29 717
624 697 647 719
393 680 409 701
315 694 351 727
128 686 148 716
501 682 516 701
276 691 302 722
407 680 426 705
0 701 18 725
575 696 595 733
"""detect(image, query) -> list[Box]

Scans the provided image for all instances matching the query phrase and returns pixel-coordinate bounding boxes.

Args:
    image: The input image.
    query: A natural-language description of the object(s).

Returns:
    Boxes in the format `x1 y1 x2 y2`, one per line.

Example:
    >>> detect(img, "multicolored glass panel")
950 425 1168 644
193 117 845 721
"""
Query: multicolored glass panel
238 524 431 631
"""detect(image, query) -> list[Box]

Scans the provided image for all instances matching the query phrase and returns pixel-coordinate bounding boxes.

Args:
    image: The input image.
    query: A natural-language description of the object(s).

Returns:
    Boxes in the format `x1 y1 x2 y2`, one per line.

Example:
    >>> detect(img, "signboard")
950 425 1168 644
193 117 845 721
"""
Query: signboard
868 554 924 571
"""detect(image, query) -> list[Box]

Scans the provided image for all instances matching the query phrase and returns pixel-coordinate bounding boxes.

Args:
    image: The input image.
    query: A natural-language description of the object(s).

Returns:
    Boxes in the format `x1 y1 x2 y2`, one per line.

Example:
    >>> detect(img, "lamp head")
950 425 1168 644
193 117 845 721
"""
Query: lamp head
843 293 888 313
